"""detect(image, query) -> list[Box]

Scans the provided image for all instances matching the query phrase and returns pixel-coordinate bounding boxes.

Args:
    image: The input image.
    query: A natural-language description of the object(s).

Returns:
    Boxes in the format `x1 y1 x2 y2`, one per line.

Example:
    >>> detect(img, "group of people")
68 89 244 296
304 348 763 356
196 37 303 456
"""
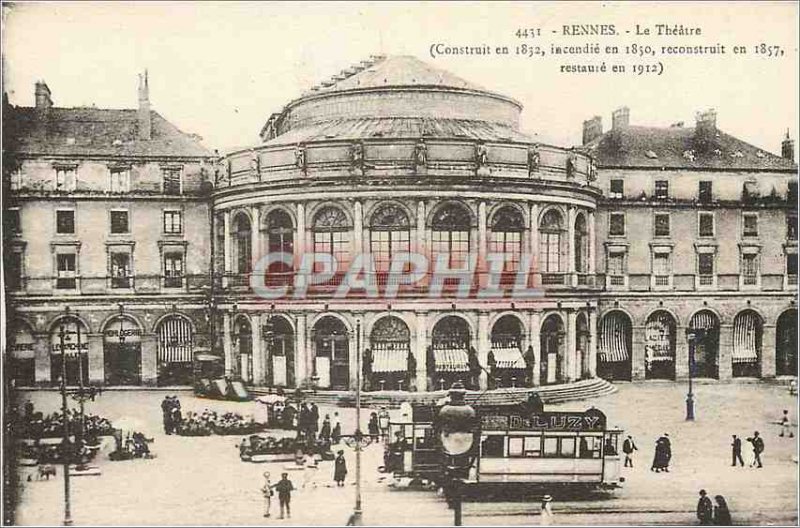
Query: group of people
110 430 151 460
17 403 113 442
160 395 183 435
696 489 732 525
730 431 765 468
178 410 260 436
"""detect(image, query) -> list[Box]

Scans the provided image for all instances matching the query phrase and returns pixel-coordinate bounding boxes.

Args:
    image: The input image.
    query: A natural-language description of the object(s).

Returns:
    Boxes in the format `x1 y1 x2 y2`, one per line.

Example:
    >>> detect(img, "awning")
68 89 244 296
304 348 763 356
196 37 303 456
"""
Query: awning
733 313 760 364
158 317 193 363
490 346 526 369
434 348 469 372
372 347 408 373
690 312 718 331
599 314 629 362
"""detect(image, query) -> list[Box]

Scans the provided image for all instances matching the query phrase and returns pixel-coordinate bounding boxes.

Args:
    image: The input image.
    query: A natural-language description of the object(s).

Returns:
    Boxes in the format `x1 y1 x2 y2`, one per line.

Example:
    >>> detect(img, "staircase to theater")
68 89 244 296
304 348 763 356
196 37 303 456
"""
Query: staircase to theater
251 377 617 408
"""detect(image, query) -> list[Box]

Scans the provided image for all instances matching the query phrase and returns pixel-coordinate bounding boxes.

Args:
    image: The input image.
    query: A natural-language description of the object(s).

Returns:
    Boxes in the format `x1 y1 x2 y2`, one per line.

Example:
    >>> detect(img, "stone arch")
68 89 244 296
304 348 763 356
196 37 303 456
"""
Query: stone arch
426 200 477 228
644 310 677 380
688 310 721 379
260 205 296 231
539 313 565 385
307 201 354 227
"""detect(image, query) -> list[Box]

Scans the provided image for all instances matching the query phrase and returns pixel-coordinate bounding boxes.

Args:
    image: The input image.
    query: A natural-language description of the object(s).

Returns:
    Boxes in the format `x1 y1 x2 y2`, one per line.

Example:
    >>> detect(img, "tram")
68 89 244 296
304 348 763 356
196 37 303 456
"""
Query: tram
385 397 623 490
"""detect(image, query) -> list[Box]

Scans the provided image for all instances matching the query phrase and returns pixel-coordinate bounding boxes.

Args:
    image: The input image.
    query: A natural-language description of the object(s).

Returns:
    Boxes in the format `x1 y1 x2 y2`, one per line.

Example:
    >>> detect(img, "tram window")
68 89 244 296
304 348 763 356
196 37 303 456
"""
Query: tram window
524 436 542 457
561 437 576 457
543 437 559 457
482 435 505 457
508 437 524 456
578 436 601 459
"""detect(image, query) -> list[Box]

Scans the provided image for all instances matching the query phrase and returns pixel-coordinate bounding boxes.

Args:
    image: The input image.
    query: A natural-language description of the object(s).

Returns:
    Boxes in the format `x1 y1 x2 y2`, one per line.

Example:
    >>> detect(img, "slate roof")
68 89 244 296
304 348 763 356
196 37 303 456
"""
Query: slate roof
582 125 795 171
5 106 213 158
264 117 534 146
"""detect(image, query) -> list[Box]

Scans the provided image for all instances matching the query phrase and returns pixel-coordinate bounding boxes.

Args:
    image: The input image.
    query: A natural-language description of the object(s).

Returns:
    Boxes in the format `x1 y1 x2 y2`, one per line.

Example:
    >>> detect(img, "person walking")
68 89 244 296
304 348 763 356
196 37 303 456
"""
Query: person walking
310 402 320 439
779 409 794 438
368 412 380 442
170 399 183 434
651 436 667 472
539 495 554 526
320 414 332 443
260 472 274 518
748 431 764 468
334 449 348 487
622 435 638 468
332 413 342 445
161 396 173 435
697 489 713 525
713 495 732 526
273 472 295 519
731 435 744 467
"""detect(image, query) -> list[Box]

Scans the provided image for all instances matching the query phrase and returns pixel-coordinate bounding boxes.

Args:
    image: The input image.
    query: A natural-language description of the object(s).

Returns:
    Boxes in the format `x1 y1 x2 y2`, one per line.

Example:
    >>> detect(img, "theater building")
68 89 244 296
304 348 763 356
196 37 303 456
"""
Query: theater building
585 108 797 382
3 75 216 386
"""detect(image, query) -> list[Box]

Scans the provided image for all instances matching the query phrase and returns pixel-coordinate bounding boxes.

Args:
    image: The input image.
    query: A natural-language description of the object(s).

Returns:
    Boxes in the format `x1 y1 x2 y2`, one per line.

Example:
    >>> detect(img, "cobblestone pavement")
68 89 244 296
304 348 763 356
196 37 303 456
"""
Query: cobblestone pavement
11 382 798 526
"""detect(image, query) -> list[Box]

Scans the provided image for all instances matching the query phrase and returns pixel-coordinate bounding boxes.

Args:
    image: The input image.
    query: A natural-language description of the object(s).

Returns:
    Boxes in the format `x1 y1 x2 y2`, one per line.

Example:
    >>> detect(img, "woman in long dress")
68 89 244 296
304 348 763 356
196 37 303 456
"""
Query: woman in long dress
334 450 348 487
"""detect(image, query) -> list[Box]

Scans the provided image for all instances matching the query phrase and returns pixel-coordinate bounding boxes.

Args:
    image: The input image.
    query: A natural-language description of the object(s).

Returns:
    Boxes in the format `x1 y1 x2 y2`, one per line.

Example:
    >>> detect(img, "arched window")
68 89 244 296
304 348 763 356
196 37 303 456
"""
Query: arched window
266 210 294 254
574 214 589 273
370 204 411 272
733 310 762 378
431 203 472 267
776 309 797 376
233 213 252 275
313 206 352 266
267 316 295 387
370 316 412 386
490 206 525 272
539 209 563 273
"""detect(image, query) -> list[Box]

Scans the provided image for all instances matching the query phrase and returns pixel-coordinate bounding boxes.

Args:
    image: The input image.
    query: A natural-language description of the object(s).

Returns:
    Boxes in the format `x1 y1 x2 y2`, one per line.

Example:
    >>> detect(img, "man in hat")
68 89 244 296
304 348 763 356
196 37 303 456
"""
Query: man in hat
696 489 713 525
260 472 274 517
273 472 295 519
334 449 348 487
622 435 638 468
539 495 554 525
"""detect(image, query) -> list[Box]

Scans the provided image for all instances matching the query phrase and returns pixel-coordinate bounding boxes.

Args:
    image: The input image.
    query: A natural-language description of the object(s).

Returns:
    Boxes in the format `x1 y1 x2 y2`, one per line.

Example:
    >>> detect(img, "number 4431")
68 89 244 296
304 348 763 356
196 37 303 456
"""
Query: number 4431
516 28 542 38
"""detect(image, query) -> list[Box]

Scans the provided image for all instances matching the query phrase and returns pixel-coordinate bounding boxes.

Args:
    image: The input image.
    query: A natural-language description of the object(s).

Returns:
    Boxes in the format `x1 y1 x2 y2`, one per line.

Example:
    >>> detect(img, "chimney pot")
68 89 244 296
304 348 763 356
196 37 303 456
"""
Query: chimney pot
782 129 795 162
611 107 630 130
34 81 53 111
138 71 151 141
582 116 603 145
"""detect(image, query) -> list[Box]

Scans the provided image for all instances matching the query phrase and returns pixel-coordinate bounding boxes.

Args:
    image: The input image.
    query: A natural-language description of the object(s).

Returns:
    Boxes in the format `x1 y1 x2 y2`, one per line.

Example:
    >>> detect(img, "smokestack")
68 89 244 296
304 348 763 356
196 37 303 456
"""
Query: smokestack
611 107 629 130
138 71 151 141
782 129 795 162
582 116 603 145
34 81 53 111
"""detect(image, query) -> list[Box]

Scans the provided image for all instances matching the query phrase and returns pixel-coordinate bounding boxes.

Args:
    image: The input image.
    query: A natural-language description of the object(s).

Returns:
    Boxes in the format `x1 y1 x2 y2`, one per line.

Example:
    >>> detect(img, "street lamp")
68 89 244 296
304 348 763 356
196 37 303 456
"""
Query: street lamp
684 328 705 421
342 318 370 526
437 381 477 527
57 322 73 526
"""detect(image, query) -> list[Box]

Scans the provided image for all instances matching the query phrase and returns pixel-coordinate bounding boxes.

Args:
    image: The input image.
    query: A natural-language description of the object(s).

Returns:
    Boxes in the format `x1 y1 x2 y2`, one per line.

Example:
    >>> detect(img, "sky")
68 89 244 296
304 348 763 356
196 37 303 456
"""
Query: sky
2 1 798 156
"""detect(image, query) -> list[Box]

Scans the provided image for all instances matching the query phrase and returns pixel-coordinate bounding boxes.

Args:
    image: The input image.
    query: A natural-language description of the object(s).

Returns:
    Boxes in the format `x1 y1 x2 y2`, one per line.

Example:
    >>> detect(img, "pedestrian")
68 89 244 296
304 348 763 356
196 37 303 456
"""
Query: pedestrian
662 433 672 471
273 472 295 519
310 403 320 438
622 435 638 468
334 449 348 487
170 400 183 433
539 495 554 525
713 495 732 526
320 414 332 443
651 435 668 472
368 412 380 442
697 489 713 525
297 403 309 440
378 407 391 441
332 413 342 445
260 472 274 518
730 435 744 467
161 396 173 434
779 409 794 438
747 431 764 468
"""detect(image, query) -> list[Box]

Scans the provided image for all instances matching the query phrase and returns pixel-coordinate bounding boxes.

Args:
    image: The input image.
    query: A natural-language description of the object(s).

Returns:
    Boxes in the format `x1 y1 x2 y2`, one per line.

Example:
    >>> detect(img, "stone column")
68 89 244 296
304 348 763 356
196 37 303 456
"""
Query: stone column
478 201 488 288
477 311 490 390
252 314 263 385
718 323 733 380
566 309 577 382
86 333 104 384
223 210 232 288
416 201 427 289
529 311 541 387
415 312 428 391
295 313 308 387
631 325 646 381
761 324 777 378
295 202 306 262
588 309 598 378
33 333 51 385
140 333 157 386
251 206 262 268
223 312 233 376
675 324 689 380
588 211 596 276
530 203 540 284
568 206 577 286
353 201 364 257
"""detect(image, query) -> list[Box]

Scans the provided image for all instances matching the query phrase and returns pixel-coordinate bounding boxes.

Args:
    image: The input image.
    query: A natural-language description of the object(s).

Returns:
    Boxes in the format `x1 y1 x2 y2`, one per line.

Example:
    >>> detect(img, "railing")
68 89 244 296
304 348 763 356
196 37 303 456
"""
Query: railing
609 275 625 286
699 275 714 286
742 274 758 286
540 273 566 285
654 275 670 287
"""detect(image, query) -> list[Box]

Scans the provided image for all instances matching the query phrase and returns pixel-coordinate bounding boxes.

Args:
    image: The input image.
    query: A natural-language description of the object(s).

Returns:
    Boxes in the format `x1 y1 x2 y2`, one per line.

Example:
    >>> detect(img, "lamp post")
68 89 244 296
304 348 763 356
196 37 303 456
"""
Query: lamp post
342 318 370 526
684 328 704 421
57 323 73 526
438 381 477 527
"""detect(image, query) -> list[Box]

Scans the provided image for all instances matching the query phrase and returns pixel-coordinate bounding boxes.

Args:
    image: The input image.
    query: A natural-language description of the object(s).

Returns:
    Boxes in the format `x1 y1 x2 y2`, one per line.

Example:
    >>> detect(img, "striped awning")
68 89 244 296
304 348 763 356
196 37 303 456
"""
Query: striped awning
690 312 718 331
733 313 760 364
491 346 526 369
645 314 674 363
372 346 409 373
158 317 194 363
599 314 629 362
434 348 469 372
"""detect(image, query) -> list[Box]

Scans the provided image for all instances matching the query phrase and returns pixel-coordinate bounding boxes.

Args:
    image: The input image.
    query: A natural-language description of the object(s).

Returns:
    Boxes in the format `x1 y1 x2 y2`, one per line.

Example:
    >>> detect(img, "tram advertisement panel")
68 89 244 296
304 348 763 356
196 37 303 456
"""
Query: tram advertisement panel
480 410 606 432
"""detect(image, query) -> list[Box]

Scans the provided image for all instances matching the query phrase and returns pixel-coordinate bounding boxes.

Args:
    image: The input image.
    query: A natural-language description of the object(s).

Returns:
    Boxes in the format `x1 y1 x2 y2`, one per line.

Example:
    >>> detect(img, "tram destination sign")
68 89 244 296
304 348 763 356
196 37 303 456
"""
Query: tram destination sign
480 411 606 432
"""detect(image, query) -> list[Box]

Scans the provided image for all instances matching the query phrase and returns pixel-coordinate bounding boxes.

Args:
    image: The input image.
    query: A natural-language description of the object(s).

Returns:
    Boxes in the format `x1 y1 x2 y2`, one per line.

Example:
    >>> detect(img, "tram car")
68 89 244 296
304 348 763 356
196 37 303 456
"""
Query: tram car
386 399 623 490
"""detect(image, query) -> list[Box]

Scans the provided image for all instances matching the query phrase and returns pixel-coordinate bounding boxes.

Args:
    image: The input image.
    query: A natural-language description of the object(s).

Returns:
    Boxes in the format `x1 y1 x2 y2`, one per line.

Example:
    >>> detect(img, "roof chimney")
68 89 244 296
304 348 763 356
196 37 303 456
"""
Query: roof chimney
782 129 794 162
611 107 629 130
582 116 603 145
138 71 151 141
695 109 717 134
34 81 53 111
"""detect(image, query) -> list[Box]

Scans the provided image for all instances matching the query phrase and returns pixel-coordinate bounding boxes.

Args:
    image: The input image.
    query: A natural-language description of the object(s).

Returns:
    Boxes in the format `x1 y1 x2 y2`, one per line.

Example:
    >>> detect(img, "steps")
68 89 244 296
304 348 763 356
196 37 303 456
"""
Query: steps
251 378 617 409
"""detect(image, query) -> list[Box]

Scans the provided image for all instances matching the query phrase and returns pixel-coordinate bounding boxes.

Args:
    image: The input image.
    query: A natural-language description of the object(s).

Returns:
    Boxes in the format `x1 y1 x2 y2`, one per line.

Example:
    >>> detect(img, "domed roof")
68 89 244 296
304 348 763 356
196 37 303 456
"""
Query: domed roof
308 55 491 94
